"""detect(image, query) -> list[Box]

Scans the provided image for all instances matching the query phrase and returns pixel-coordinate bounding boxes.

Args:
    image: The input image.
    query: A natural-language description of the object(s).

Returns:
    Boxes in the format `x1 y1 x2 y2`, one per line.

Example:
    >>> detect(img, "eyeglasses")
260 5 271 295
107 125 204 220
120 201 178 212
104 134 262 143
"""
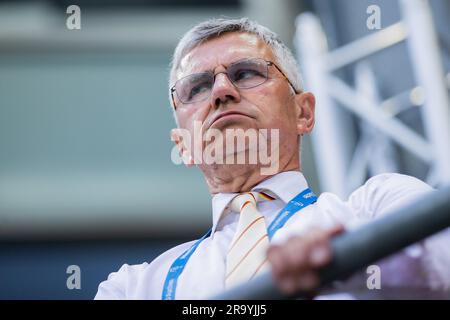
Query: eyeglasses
170 57 297 109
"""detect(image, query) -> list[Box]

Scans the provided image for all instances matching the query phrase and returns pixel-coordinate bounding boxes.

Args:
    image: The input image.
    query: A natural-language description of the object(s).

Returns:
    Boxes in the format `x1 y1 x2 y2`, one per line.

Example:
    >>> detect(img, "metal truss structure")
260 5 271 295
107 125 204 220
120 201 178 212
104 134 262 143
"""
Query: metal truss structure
295 0 450 198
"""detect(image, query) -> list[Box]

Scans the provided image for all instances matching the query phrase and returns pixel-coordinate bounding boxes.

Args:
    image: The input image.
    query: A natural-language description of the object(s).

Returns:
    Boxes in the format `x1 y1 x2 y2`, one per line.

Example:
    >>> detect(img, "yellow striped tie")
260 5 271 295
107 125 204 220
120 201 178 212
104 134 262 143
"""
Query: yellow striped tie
225 191 275 288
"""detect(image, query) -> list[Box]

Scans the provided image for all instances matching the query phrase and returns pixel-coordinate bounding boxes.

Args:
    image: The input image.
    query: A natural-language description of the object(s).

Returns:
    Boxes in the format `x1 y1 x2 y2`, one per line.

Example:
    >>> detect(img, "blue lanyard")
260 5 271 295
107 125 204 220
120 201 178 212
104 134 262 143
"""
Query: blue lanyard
162 187 317 300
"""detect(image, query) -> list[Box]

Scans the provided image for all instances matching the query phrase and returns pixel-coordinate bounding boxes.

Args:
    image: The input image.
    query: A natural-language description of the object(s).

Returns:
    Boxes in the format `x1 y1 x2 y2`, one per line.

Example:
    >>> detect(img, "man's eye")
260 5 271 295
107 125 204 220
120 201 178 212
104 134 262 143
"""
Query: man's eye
189 83 209 99
234 69 262 81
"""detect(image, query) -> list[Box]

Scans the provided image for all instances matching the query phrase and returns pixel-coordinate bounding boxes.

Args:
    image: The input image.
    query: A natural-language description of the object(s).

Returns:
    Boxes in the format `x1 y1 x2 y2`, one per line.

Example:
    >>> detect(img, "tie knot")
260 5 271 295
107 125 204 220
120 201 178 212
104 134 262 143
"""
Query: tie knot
230 191 275 212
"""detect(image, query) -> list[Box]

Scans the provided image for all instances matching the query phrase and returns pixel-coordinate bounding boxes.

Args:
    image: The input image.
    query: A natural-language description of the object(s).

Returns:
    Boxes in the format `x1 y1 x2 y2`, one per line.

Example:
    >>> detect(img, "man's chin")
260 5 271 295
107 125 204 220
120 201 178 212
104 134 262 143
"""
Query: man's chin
199 161 261 171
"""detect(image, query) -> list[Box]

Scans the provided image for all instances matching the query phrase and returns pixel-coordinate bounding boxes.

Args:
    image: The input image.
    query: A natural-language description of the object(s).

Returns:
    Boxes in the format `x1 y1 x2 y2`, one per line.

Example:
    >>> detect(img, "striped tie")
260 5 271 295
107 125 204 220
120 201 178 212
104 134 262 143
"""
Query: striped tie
225 191 275 288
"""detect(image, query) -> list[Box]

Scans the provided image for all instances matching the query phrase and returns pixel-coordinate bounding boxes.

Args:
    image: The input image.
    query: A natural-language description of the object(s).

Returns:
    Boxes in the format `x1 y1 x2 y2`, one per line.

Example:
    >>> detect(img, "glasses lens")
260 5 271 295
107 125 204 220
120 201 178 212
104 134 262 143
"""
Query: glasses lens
176 72 213 104
228 59 268 89
173 59 269 105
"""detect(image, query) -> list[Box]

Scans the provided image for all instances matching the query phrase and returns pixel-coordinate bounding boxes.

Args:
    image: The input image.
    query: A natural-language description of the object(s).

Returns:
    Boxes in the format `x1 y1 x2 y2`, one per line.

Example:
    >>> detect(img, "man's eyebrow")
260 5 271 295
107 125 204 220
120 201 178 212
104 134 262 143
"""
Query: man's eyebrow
181 58 243 76
179 55 264 78
177 64 211 80
183 63 215 76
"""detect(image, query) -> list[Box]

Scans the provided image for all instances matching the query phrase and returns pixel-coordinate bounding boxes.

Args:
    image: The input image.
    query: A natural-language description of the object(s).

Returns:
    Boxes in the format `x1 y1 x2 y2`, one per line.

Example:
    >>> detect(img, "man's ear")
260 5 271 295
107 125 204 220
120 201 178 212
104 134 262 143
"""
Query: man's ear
294 92 315 136
170 128 195 167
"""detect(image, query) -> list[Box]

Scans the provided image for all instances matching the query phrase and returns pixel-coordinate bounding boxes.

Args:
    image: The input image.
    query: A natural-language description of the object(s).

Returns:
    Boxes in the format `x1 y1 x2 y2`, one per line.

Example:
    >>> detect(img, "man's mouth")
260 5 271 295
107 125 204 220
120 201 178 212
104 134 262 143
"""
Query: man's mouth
211 111 251 126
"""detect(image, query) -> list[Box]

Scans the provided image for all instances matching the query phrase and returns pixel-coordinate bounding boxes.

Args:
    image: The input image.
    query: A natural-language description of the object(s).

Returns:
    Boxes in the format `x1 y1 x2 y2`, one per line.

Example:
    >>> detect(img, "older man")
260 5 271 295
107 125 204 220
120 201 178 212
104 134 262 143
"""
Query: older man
95 18 450 300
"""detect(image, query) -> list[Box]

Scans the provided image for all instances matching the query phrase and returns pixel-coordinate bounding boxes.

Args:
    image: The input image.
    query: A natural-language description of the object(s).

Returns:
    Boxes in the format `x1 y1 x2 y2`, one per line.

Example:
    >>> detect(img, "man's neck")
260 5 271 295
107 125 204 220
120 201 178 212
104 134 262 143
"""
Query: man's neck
202 153 300 195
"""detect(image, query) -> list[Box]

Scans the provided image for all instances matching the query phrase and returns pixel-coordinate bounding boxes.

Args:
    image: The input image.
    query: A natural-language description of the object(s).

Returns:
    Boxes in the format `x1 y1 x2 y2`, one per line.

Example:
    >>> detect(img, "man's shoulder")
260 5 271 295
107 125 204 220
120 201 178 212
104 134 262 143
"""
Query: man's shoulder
347 173 433 219
150 239 199 267
355 172 433 202
94 262 149 299
362 172 432 191
94 239 198 299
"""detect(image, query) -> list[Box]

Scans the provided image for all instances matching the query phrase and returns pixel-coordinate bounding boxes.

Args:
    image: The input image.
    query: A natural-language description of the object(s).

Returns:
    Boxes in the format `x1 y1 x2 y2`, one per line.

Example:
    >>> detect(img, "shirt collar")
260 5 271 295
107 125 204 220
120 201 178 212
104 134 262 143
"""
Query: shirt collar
210 170 310 235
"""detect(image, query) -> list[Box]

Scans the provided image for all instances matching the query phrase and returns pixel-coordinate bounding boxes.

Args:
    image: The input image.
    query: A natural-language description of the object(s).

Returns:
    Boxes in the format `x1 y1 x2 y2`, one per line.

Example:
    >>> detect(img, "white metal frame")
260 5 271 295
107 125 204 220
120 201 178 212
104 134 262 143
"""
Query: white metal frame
295 0 450 197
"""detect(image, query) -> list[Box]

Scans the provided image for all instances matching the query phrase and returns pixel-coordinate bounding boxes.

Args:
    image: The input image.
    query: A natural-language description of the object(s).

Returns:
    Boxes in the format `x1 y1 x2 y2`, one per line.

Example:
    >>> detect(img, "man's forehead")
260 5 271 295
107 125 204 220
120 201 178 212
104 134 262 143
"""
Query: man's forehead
177 32 274 79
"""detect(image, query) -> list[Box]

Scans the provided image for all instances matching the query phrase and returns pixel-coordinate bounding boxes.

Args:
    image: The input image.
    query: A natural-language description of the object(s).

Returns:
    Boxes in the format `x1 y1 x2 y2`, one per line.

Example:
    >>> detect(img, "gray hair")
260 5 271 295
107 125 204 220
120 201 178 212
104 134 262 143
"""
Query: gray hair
169 17 303 119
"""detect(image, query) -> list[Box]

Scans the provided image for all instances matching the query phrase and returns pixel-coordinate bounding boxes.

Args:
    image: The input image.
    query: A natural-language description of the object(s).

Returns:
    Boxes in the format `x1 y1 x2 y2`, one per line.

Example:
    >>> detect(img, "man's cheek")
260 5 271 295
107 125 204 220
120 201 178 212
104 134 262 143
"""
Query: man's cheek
263 112 286 131
176 109 191 124
250 90 270 107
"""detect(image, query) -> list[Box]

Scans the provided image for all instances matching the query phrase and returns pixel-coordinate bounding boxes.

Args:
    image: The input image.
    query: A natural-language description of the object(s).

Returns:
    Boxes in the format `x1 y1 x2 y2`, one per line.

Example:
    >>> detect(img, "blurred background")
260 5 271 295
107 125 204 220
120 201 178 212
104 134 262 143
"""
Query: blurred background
0 0 448 299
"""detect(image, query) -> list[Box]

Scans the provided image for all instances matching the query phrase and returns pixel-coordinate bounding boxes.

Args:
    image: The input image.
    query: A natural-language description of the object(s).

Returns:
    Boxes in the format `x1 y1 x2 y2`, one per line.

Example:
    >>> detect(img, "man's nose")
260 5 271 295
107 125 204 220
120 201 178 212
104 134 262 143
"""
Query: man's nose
209 72 241 108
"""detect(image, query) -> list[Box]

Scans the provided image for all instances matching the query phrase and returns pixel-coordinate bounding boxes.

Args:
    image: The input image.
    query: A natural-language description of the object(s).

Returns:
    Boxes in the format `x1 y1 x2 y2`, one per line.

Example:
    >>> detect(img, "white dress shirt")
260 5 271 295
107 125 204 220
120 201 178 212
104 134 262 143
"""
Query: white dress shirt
94 171 450 299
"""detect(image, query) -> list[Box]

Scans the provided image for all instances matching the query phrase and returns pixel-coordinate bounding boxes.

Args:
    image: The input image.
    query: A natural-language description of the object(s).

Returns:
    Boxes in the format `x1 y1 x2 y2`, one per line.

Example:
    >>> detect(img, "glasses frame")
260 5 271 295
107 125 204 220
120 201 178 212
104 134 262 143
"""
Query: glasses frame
170 58 298 110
